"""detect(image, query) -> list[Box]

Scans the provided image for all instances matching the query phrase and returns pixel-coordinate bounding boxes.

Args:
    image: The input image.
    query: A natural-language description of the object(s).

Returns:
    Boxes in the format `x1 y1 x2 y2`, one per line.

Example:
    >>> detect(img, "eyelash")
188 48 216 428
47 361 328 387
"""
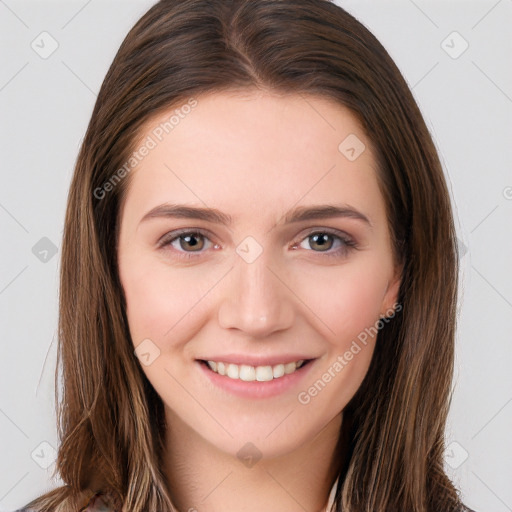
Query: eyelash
157 228 358 261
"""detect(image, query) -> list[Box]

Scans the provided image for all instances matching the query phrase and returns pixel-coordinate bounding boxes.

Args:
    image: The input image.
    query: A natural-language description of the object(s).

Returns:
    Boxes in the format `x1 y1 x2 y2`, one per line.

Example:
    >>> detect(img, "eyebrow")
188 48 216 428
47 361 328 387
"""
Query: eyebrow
139 203 372 228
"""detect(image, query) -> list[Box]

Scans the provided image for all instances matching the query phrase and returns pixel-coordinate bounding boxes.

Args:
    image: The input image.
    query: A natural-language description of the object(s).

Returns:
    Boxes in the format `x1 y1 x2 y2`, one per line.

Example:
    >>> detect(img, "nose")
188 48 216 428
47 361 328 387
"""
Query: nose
217 251 295 338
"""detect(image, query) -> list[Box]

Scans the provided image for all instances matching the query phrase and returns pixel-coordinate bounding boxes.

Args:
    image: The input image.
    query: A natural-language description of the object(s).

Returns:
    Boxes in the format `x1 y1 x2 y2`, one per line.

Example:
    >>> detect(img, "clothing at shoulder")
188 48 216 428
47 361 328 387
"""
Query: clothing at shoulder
80 491 119 511
12 491 119 512
13 495 479 512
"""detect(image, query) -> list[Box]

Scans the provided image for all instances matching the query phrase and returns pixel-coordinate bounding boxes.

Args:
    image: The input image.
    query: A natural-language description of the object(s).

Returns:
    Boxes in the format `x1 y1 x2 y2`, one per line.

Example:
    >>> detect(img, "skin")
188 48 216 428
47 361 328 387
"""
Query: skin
117 89 402 512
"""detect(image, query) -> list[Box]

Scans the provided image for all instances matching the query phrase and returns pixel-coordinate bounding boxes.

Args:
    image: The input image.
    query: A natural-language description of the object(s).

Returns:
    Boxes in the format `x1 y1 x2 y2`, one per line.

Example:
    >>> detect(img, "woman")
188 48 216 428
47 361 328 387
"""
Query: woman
15 0 476 510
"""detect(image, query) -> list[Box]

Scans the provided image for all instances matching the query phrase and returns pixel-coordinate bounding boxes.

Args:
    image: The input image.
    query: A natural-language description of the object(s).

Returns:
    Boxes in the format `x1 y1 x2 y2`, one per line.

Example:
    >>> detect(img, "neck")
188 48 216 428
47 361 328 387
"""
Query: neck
163 409 344 512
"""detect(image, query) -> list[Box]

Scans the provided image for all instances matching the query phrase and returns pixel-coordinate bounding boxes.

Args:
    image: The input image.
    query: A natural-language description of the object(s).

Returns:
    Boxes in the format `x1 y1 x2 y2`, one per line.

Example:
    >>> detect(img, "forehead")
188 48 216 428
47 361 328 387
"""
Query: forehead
121 90 385 229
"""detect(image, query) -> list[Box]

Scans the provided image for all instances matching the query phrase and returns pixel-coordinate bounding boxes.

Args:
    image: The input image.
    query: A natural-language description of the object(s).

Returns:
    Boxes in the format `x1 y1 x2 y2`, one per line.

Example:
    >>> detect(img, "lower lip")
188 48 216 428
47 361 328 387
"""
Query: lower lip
197 359 316 399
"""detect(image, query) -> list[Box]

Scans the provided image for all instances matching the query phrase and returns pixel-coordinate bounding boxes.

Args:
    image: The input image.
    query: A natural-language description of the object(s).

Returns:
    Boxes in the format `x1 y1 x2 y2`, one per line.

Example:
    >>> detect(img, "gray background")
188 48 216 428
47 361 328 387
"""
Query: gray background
0 1 511 511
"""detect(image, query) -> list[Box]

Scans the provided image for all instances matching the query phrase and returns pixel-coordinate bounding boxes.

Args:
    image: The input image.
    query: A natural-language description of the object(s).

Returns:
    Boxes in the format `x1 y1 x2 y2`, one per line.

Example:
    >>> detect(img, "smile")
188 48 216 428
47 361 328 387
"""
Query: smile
204 359 308 381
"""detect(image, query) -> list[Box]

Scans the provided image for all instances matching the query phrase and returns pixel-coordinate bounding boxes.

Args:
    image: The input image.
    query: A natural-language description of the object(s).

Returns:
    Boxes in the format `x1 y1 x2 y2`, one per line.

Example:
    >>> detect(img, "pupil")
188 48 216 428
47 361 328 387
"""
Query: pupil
182 234 203 251
312 233 332 251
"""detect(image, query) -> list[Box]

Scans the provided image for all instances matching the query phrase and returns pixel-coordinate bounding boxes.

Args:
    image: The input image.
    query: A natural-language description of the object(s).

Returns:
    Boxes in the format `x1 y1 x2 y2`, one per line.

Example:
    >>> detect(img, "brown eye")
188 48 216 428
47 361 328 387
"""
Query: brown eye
158 229 215 259
295 230 358 259
307 233 334 252
177 233 205 252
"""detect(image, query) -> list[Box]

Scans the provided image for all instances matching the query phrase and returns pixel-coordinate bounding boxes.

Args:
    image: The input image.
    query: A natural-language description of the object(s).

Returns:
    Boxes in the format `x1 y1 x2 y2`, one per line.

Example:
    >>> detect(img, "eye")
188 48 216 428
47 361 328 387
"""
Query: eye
293 229 358 259
157 228 358 261
158 229 217 260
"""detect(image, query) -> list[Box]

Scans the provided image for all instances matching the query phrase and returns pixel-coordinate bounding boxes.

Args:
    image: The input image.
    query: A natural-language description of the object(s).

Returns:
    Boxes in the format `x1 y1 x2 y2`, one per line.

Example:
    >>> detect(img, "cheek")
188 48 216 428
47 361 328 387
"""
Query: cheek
292 257 389 345
120 254 223 347
294 264 387 413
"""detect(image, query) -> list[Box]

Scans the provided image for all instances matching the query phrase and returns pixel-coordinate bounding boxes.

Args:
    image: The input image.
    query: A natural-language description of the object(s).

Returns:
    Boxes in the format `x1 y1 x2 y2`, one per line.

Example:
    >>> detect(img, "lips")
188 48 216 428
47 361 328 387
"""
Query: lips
197 356 316 399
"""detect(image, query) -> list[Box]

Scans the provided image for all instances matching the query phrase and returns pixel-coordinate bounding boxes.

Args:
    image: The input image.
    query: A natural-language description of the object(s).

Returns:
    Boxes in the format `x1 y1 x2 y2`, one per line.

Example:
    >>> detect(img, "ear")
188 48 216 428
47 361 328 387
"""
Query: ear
379 262 403 318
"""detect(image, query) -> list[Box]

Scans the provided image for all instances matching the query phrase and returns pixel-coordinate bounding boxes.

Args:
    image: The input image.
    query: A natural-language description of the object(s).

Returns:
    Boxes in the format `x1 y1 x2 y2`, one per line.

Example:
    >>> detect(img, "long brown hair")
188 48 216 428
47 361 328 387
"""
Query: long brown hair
21 1 470 510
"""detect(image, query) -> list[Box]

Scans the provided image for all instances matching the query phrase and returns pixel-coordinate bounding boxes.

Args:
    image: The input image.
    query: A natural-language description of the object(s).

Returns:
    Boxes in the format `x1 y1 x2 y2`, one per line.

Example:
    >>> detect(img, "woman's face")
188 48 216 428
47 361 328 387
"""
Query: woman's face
117 90 401 459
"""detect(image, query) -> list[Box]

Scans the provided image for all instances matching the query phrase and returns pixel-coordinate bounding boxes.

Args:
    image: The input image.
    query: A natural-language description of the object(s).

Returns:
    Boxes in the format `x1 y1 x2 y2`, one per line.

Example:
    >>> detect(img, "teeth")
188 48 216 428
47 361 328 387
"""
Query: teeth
272 364 285 378
284 362 297 374
206 359 306 381
256 366 273 382
240 365 256 381
227 364 239 379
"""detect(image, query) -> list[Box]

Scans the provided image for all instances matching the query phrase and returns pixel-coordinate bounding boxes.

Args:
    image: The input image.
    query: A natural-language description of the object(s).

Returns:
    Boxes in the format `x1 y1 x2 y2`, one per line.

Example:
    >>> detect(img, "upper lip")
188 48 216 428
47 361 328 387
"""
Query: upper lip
197 354 316 367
